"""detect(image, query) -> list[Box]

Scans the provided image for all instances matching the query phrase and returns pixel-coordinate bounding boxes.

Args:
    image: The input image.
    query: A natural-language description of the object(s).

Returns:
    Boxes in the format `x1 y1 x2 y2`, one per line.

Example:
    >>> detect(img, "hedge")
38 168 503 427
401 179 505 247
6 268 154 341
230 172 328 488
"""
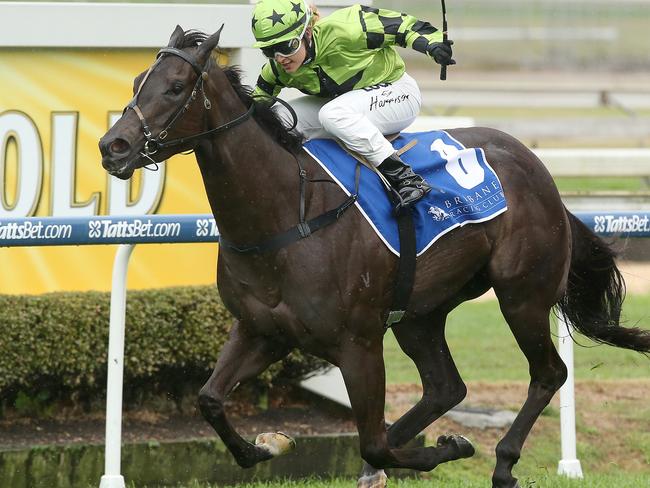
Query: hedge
0 286 328 412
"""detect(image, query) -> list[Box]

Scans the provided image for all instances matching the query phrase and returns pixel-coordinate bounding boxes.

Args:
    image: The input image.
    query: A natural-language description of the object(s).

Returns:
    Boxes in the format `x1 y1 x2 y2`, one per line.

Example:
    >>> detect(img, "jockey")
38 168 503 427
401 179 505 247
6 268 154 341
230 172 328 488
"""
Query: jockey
251 0 455 208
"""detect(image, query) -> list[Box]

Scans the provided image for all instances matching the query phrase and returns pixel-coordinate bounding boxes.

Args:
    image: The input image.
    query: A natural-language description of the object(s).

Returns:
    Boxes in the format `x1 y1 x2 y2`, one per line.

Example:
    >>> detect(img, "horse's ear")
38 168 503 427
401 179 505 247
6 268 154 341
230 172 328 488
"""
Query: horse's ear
197 24 224 61
168 25 185 47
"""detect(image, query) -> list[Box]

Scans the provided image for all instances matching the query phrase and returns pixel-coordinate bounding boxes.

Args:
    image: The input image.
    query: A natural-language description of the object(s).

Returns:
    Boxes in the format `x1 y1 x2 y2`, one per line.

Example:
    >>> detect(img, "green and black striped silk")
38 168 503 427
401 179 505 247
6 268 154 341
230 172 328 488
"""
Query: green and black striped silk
253 4 442 100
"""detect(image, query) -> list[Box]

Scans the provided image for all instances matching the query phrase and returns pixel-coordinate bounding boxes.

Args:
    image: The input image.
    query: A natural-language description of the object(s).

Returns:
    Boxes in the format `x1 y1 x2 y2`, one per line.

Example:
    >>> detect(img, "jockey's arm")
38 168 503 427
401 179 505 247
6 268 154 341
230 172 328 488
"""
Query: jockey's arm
357 6 451 64
253 61 284 102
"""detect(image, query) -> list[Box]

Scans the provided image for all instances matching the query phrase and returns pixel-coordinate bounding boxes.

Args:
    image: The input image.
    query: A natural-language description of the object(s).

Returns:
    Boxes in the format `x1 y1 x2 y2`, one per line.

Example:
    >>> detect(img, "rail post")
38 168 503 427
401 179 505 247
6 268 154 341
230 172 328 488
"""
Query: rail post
99 244 135 488
557 313 584 478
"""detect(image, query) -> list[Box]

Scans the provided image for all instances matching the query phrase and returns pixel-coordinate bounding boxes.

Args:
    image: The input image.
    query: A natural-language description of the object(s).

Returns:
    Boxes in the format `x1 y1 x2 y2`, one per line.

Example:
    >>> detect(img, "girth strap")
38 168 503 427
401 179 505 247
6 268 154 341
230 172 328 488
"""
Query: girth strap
331 142 418 328
388 139 423 326
383 141 419 328
219 161 360 254
219 194 358 254
384 207 416 328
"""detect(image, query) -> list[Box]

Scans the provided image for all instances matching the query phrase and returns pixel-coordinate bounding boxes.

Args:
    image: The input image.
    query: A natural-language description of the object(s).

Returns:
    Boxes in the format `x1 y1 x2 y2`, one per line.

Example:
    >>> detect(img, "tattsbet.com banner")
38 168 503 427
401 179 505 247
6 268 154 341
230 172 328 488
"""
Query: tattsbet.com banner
0 215 221 246
0 49 218 294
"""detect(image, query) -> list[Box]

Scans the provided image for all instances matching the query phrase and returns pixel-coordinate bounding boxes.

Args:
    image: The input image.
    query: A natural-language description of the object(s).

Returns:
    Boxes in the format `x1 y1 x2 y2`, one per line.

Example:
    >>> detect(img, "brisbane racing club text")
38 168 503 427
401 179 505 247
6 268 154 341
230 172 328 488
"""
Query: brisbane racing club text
441 181 506 217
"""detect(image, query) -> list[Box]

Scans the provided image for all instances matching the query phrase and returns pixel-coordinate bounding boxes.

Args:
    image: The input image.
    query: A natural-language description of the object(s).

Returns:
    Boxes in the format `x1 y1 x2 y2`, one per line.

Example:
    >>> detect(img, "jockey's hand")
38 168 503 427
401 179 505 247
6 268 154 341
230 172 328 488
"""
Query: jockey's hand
428 41 455 66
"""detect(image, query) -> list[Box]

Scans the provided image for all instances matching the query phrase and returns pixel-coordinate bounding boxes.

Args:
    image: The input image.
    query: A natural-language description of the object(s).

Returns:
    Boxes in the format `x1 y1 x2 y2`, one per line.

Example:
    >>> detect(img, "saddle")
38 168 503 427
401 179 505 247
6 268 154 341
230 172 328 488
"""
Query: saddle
303 130 508 326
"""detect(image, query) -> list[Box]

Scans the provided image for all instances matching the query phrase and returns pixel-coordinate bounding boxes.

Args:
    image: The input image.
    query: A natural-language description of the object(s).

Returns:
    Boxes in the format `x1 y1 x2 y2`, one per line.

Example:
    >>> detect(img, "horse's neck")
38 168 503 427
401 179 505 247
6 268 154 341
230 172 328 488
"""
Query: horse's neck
196 76 301 246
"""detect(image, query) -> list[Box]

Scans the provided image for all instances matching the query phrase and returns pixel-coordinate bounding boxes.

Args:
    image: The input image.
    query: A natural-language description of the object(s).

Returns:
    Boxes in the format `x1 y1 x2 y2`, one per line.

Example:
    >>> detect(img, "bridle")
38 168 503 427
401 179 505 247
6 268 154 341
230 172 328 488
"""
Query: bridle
124 46 255 162
119 40 358 264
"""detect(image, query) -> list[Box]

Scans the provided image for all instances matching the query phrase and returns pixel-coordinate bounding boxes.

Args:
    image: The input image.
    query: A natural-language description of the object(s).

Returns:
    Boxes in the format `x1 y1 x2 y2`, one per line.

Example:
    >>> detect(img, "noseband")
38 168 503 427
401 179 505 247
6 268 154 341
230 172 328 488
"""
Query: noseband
124 47 254 160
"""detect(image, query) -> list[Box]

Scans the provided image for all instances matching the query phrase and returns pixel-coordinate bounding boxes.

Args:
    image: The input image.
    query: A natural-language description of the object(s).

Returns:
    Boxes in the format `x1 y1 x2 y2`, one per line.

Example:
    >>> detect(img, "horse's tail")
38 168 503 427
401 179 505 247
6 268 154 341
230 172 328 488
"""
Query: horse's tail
556 211 650 353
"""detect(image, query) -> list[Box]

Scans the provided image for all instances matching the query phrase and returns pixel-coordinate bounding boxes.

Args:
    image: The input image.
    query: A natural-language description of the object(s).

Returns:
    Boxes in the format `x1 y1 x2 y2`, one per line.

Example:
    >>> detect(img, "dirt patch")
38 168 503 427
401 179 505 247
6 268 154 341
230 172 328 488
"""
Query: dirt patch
386 379 650 472
618 261 650 295
2 379 648 475
0 386 356 451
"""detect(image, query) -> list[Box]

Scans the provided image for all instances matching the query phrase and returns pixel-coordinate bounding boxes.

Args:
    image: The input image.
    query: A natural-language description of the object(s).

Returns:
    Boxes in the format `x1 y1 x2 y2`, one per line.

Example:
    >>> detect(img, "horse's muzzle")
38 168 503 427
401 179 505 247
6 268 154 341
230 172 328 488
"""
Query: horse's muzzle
101 157 135 180
99 135 139 179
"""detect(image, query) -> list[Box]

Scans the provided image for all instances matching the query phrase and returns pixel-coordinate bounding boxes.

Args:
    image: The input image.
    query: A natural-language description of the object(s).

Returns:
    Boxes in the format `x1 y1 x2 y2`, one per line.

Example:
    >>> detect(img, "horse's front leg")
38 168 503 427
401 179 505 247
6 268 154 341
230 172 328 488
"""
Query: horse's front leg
198 320 291 468
339 336 474 480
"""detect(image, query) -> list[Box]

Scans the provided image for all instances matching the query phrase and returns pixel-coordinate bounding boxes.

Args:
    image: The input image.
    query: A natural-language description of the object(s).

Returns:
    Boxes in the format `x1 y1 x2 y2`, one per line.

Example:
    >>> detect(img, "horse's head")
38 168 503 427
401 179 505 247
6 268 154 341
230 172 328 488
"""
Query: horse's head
99 25 222 179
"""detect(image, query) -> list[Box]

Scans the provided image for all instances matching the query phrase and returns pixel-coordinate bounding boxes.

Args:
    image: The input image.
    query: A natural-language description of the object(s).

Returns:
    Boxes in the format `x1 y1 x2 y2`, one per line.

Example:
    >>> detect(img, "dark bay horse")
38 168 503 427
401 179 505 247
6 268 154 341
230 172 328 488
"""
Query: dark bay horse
99 27 650 488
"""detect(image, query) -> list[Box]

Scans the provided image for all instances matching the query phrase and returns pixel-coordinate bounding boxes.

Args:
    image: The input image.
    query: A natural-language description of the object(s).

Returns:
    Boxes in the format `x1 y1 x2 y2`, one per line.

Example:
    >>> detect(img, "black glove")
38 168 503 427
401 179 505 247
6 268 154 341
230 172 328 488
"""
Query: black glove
428 40 456 66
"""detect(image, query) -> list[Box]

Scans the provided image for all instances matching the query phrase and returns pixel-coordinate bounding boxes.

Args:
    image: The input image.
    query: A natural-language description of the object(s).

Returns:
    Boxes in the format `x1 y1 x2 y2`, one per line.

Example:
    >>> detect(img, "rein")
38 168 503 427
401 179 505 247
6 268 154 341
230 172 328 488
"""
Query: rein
124 47 255 158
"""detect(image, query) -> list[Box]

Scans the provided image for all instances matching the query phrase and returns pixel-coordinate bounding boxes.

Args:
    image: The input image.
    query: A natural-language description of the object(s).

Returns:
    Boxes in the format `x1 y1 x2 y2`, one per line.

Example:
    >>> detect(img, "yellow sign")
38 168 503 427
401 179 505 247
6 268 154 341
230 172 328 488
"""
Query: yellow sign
0 48 219 294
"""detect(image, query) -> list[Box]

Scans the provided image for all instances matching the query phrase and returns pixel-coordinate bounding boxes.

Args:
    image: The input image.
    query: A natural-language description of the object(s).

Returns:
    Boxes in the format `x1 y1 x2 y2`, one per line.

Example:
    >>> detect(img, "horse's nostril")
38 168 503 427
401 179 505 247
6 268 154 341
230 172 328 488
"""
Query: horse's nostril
109 138 131 156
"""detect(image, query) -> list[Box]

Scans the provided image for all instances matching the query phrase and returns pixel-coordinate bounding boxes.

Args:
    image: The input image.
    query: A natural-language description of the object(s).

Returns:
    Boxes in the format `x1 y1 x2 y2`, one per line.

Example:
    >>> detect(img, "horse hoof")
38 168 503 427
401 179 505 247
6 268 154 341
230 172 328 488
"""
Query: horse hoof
255 432 296 457
357 469 387 488
492 478 520 488
437 434 475 459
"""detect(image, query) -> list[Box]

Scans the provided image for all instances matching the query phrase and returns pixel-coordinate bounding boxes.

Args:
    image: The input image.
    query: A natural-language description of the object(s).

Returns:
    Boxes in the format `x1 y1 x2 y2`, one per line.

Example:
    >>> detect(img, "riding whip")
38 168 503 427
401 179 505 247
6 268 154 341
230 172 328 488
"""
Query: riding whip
439 0 449 80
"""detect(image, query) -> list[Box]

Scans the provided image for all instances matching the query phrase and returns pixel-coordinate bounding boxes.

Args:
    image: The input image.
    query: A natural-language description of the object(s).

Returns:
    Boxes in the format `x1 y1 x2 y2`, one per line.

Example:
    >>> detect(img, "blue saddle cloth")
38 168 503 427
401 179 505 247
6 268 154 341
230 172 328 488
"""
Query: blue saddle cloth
303 130 508 256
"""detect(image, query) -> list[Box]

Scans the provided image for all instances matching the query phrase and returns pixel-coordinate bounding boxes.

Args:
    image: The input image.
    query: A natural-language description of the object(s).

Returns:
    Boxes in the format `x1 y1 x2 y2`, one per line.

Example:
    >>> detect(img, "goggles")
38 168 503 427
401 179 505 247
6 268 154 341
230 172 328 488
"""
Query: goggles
261 36 303 59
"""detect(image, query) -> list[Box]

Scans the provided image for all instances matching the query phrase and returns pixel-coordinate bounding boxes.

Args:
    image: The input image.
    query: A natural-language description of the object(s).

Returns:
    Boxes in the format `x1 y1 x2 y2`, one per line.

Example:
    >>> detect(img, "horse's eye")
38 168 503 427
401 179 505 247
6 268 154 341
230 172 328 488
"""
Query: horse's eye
170 81 184 95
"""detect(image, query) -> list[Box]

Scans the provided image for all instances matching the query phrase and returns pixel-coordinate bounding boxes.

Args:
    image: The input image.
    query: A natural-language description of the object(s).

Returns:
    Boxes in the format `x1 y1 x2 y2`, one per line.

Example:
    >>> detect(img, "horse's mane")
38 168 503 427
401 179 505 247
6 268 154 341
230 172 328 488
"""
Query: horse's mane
223 67 305 154
175 30 305 154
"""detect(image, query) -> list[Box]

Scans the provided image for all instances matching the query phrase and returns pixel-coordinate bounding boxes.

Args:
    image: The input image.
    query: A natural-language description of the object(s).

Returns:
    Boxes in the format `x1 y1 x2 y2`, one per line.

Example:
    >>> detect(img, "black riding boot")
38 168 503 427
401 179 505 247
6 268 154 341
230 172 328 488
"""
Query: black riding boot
377 153 432 209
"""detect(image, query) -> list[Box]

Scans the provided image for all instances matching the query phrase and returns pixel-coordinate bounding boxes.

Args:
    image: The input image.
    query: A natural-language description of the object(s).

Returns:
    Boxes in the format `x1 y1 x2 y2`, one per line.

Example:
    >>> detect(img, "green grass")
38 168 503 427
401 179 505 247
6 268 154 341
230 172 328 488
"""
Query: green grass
384 293 650 384
148 472 650 488
148 397 650 487
553 177 647 193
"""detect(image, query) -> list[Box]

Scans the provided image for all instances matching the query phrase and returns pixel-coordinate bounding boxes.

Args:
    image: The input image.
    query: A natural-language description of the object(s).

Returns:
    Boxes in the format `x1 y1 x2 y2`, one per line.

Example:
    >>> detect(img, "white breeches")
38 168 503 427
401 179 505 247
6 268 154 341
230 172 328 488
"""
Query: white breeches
276 72 422 166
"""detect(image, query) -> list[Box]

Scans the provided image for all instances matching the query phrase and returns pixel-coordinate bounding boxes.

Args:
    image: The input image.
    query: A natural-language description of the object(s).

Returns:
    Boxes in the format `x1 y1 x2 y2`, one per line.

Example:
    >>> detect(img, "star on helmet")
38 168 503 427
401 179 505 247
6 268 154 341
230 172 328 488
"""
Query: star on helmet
290 1 302 15
266 9 285 26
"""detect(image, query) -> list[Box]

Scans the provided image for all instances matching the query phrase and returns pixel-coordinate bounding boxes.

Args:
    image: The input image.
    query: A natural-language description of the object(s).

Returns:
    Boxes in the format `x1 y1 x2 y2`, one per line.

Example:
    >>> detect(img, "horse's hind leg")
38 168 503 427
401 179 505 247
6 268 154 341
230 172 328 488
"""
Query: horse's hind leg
358 313 471 488
491 299 567 488
339 333 474 476
198 320 291 468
